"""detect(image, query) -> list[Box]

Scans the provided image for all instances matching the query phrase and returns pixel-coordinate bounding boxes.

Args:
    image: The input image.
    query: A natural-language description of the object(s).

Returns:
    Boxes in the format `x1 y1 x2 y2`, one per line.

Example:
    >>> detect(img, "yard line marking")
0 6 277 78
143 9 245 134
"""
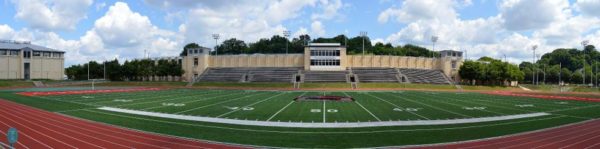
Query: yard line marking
547 104 600 113
130 92 243 110
322 100 327 123
217 92 286 118
267 92 307 121
365 93 430 120
174 92 269 114
355 101 381 121
344 92 381 121
383 92 472 118
417 93 507 115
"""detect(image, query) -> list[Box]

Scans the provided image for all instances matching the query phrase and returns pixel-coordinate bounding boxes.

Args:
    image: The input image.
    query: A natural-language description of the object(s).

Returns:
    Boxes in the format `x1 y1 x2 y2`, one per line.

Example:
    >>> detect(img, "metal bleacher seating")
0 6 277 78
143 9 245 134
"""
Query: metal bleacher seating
197 67 301 82
351 67 399 83
303 71 348 82
397 68 451 84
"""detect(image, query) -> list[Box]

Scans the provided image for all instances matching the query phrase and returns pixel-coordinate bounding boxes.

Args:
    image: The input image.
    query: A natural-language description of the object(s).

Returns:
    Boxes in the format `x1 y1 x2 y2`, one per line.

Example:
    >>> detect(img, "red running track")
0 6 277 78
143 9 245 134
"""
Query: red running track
0 99 247 149
410 118 600 149
16 87 163 96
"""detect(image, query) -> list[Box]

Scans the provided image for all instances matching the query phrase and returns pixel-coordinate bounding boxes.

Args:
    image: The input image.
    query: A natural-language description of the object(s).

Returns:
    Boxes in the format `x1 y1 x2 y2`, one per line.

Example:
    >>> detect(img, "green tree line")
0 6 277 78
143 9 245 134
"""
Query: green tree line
459 57 524 85
65 59 183 81
519 45 600 85
181 34 438 57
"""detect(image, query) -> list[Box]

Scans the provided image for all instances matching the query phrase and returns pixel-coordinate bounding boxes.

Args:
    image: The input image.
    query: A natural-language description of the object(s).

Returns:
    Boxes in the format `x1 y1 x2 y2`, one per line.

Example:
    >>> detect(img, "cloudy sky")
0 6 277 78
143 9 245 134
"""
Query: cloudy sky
1 0 600 66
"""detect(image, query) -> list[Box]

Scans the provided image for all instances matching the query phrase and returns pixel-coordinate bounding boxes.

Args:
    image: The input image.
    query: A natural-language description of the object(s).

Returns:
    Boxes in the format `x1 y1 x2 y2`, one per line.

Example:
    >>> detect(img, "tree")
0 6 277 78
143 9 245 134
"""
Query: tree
181 43 200 56
216 38 248 54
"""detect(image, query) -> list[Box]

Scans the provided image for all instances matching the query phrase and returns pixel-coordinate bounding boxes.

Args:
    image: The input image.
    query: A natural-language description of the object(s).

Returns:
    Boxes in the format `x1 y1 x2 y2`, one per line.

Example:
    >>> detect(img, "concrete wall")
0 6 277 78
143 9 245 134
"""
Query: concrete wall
210 54 304 68
0 51 64 80
182 52 463 82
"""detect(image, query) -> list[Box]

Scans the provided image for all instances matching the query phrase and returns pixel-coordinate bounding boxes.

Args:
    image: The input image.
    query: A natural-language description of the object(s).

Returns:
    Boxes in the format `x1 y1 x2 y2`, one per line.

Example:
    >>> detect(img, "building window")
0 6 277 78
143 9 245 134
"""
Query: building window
0 50 6 55
52 52 59 58
451 60 457 69
43 52 50 57
33 51 40 57
9 50 19 56
193 58 198 66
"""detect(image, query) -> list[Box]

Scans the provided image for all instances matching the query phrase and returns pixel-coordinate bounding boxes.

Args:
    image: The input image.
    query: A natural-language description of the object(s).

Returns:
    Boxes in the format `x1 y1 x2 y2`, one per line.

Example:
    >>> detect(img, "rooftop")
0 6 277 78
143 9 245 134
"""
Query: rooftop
0 40 65 53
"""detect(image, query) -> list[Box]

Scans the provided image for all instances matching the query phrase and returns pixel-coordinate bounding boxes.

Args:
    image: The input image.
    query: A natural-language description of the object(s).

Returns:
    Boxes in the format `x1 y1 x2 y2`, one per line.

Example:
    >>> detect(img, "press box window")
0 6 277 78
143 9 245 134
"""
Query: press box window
193 58 199 66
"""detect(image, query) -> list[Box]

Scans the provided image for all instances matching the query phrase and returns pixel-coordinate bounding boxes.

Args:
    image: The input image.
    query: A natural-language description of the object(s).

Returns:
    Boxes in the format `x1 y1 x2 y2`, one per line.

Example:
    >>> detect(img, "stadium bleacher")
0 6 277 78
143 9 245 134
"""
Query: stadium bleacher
196 67 451 84
398 68 451 84
197 67 301 82
302 71 348 82
351 67 399 83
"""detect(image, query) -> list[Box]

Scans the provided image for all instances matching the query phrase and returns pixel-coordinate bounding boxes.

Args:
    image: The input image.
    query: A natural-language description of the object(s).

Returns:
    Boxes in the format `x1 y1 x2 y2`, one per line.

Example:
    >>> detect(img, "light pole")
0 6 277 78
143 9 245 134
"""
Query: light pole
431 36 438 58
582 40 589 85
283 30 290 54
532 45 538 85
212 34 220 56
360 31 367 55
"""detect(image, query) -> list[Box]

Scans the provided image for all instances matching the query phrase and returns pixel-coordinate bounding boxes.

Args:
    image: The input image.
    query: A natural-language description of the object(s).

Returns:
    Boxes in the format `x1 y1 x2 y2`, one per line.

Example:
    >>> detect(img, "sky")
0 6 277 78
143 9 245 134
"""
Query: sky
1 0 600 66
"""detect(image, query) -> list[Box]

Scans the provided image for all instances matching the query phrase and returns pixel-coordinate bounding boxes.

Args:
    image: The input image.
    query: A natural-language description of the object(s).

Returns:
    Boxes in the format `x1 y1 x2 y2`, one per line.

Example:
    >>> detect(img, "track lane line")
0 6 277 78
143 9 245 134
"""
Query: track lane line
4 102 168 149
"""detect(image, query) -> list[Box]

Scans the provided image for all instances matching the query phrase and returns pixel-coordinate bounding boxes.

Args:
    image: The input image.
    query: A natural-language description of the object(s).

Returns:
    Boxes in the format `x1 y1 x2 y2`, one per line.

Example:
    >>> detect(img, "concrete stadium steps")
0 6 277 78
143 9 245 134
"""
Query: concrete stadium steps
303 71 348 82
351 67 399 83
398 68 451 84
249 67 301 82
198 67 301 82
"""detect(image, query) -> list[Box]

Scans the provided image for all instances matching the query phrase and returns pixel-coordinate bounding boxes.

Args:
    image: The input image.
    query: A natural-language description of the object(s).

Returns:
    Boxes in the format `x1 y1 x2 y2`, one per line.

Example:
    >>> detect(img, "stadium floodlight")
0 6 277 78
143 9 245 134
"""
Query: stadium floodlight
431 36 438 58
582 40 589 85
360 31 367 55
532 45 538 85
212 34 220 56
283 30 291 54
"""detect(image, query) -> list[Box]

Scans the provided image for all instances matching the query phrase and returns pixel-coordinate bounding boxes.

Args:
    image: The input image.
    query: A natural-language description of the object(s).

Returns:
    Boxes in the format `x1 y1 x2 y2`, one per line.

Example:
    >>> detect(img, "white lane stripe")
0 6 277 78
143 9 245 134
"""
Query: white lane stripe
364 93 430 120
8 104 168 149
0 113 76 148
322 100 326 123
97 107 551 128
0 121 34 149
217 92 286 118
501 121 600 149
560 132 600 149
4 108 135 149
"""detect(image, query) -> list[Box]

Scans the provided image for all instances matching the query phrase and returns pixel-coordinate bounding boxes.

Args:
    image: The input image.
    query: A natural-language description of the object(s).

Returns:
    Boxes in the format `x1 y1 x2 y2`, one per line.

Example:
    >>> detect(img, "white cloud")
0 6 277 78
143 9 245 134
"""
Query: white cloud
12 0 93 31
93 2 157 47
575 0 600 18
311 0 344 20
311 21 326 36
500 0 571 31
377 0 457 24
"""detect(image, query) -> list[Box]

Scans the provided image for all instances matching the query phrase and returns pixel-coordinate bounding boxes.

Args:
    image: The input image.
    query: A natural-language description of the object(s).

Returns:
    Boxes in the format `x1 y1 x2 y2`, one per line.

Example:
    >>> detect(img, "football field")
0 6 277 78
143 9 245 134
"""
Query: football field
3 88 600 148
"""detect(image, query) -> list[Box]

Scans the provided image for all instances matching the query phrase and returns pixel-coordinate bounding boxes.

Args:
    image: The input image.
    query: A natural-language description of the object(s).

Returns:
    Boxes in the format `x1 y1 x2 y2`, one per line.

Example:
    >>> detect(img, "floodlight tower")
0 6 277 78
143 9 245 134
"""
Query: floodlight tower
212 34 220 56
582 40 589 85
360 31 367 55
283 30 291 54
431 36 439 58
532 45 538 85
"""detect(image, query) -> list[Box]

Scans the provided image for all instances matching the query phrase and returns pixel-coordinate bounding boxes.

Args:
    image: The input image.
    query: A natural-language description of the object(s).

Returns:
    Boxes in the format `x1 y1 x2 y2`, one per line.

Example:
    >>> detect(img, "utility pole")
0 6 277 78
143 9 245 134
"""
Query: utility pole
559 62 562 86
531 45 537 85
360 31 367 55
431 36 439 58
283 30 290 54
87 61 90 80
582 40 589 85
103 60 106 80
212 34 220 56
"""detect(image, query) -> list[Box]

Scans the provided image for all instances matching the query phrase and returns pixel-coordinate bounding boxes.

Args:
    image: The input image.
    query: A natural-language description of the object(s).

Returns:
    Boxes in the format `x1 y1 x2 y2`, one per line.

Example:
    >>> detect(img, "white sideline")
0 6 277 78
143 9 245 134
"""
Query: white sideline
98 107 551 128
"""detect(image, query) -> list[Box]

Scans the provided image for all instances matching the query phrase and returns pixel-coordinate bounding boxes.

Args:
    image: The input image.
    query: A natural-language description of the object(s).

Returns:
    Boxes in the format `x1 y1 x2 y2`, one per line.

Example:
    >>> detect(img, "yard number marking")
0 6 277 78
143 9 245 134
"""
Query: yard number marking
393 108 422 112
113 99 133 102
515 104 534 108
162 103 185 107
463 107 486 110
224 106 254 111
311 109 321 113
81 96 94 99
